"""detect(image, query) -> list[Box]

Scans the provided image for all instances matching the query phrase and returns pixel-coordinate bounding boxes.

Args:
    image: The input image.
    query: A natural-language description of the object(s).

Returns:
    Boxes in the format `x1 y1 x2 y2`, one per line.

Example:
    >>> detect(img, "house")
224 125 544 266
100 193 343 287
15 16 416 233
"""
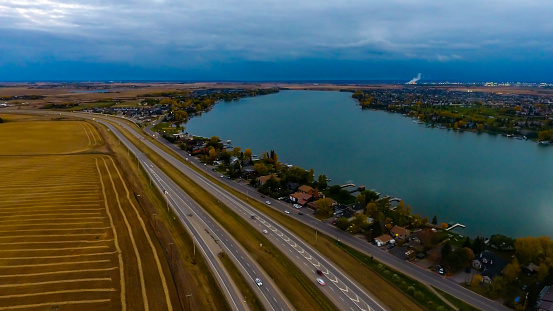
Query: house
390 226 410 240
298 185 314 195
258 174 280 186
290 192 313 206
374 234 395 246
472 250 507 283
538 286 553 311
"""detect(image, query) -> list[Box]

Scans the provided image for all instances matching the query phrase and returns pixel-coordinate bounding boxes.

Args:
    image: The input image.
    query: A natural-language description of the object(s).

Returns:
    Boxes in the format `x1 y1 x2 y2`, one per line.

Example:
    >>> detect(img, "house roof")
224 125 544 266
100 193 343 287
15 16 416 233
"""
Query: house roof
290 192 312 200
298 185 313 193
474 250 507 278
539 286 553 311
390 226 410 237
375 234 393 243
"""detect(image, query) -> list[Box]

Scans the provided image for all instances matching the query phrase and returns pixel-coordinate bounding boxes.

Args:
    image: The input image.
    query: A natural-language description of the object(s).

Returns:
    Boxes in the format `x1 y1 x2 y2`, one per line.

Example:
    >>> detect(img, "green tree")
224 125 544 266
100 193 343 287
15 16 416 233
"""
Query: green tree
355 193 366 206
173 110 188 121
441 242 452 264
315 198 333 217
431 215 438 225
231 147 241 157
336 217 350 231
254 163 269 176
317 175 328 190
307 168 315 184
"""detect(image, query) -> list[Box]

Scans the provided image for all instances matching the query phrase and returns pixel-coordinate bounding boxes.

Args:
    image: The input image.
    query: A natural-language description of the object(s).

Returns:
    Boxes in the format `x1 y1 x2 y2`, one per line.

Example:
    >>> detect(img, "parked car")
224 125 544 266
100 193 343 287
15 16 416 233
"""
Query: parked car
255 278 263 286
438 267 445 275
316 278 326 286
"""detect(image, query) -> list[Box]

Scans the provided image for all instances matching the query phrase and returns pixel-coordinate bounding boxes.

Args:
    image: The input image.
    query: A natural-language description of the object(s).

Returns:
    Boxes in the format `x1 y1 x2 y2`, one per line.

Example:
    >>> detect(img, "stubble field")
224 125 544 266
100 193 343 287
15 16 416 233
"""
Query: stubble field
0 115 178 310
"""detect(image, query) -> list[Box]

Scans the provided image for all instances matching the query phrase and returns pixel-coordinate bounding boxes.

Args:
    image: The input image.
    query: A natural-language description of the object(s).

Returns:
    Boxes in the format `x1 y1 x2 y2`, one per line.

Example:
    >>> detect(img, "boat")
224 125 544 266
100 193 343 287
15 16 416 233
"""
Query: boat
539 141 551 146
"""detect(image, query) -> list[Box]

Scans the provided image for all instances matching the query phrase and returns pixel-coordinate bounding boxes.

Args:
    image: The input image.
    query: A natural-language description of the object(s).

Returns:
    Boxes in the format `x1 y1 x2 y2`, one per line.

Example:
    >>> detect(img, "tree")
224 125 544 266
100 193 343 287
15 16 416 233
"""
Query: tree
538 129 553 142
431 215 438 225
503 258 521 282
231 147 241 157
487 276 505 299
471 274 482 287
515 236 543 264
538 263 550 282
315 198 333 217
472 236 486 255
355 193 366 206
317 175 328 190
244 149 253 161
254 163 268 176
336 217 350 231
307 168 315 184
174 110 188 121
441 242 452 264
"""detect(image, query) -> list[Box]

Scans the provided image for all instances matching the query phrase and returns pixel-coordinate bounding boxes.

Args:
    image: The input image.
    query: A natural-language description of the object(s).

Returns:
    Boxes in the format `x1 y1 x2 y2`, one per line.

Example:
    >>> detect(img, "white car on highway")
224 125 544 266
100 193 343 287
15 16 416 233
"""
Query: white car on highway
293 204 301 209
265 201 271 205
284 210 290 214
255 278 263 286
316 278 326 286
262 229 268 234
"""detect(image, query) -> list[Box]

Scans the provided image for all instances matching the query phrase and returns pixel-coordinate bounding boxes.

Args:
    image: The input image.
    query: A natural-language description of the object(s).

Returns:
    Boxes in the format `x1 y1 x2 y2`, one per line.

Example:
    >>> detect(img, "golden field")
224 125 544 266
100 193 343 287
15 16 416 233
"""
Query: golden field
0 115 178 310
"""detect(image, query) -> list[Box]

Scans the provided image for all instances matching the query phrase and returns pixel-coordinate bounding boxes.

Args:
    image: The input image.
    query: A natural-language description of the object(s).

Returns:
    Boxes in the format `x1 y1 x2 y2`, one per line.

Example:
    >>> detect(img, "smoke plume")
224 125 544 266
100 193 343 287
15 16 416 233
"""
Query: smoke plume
406 73 422 84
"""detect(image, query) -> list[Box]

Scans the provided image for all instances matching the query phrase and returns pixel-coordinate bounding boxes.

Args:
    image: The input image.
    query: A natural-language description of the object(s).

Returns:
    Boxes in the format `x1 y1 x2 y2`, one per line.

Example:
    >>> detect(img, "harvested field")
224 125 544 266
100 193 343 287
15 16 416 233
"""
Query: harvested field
0 116 178 311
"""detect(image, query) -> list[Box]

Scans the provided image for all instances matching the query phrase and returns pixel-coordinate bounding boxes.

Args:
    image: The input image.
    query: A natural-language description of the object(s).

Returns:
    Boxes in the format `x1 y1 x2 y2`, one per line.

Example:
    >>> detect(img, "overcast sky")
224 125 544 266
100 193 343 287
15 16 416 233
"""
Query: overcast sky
1 0 552 81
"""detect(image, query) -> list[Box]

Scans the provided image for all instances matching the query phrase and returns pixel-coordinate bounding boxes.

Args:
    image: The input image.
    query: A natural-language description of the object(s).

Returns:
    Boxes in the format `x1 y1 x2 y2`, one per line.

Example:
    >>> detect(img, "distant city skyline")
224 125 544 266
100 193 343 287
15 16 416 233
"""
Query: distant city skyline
1 0 552 82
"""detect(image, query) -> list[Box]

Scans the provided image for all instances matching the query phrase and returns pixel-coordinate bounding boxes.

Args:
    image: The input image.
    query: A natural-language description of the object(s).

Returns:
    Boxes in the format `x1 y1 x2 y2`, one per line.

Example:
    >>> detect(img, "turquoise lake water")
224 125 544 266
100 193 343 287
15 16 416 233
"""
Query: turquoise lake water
184 90 553 238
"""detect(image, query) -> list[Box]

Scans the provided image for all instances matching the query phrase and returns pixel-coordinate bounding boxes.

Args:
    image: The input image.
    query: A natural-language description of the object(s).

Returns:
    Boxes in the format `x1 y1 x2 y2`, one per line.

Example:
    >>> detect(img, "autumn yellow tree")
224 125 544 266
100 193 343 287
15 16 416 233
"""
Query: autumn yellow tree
244 149 252 161
503 258 521 282
471 274 482 287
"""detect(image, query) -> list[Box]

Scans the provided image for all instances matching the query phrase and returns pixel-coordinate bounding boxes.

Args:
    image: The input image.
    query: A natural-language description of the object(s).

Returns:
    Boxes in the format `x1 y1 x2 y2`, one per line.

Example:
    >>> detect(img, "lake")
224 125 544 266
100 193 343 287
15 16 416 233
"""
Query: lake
184 90 553 238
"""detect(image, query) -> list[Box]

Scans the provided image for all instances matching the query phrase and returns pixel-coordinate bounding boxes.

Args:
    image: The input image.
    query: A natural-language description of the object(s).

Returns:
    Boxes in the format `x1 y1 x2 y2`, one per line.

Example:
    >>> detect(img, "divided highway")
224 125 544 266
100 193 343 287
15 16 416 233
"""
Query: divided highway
97 117 295 311
92 114 388 311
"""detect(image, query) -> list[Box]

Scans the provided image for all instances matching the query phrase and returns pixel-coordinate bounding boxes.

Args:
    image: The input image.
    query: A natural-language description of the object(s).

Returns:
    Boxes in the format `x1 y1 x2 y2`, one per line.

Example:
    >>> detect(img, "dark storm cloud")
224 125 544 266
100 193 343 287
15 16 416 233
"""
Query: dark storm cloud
1 0 552 80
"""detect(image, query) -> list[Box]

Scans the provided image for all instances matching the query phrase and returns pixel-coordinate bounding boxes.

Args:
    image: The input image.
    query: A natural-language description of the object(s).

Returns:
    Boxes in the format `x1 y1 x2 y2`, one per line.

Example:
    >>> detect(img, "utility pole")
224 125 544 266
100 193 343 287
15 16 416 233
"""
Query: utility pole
185 294 192 311
315 229 318 247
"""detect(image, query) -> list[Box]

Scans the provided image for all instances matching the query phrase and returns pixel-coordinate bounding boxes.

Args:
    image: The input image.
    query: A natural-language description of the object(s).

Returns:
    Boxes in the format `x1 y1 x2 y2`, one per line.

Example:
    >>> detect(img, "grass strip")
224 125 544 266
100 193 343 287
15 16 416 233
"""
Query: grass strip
218 252 265 311
108 120 338 311
433 287 482 311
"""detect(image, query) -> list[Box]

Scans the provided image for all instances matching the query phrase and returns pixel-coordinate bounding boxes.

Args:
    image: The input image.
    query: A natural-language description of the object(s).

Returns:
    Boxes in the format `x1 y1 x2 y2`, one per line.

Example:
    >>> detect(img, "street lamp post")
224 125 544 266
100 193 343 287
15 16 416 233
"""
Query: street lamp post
185 294 192 311
315 230 318 247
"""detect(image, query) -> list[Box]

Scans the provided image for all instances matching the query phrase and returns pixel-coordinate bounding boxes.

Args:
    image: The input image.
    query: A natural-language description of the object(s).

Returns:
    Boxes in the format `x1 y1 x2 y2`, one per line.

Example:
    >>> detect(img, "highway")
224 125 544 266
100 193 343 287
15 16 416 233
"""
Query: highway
98 117 295 311
92 114 388 311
